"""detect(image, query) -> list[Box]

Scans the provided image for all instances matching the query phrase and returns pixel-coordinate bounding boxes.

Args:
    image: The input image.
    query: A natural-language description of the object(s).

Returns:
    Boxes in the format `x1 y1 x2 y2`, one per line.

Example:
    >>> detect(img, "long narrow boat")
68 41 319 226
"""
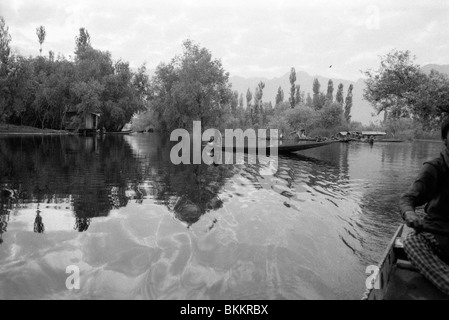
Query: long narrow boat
214 140 338 154
377 139 404 143
103 130 134 135
362 224 449 300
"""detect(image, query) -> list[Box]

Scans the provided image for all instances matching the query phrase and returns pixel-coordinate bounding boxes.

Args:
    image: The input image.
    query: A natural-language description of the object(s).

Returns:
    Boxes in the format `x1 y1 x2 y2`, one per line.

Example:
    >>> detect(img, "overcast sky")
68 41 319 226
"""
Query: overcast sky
1 0 448 81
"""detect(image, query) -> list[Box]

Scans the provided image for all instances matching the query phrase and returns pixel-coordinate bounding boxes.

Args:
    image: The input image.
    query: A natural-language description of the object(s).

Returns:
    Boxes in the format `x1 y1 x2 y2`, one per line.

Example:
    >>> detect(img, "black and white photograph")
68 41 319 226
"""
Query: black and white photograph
1 0 449 304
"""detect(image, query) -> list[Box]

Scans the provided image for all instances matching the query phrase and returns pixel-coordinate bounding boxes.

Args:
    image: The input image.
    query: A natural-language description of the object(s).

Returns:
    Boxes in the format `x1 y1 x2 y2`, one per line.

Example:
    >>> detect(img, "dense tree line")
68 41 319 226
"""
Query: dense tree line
1 15 354 136
13 16 446 138
133 37 355 137
0 17 149 131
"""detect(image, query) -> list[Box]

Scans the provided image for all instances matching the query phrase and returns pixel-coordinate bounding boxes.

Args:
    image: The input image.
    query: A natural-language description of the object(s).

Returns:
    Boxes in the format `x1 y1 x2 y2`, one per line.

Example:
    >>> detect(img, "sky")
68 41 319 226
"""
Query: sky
1 0 448 81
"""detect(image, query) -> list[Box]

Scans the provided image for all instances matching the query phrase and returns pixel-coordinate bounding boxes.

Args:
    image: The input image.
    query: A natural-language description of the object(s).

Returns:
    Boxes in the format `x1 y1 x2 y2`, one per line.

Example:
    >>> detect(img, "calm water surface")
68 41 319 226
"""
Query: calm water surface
0 134 444 299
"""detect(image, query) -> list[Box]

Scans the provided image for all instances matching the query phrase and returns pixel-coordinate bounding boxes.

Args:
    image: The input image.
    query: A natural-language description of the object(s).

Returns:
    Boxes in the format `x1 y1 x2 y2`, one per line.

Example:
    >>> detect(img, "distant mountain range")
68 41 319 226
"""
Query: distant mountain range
229 64 449 125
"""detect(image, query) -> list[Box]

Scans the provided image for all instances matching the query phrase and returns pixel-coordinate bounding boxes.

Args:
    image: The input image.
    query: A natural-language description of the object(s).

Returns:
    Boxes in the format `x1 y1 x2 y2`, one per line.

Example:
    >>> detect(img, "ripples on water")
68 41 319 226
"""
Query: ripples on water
0 135 444 299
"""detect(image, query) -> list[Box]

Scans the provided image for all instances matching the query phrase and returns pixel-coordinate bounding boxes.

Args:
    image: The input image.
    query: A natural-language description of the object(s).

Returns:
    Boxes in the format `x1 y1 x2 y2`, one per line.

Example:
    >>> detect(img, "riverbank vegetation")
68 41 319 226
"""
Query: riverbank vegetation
1 15 447 139
0 17 150 132
0 123 73 134
363 50 449 140
132 40 356 138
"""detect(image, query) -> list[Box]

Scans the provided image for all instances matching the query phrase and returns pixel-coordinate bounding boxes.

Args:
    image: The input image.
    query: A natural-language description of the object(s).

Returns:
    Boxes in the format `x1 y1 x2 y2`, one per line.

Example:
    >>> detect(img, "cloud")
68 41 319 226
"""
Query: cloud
1 0 448 80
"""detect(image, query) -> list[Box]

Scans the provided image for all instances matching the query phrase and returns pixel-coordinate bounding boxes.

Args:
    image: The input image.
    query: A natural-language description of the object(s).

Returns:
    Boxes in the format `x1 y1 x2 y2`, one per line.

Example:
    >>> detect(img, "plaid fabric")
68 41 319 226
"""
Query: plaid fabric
404 231 449 295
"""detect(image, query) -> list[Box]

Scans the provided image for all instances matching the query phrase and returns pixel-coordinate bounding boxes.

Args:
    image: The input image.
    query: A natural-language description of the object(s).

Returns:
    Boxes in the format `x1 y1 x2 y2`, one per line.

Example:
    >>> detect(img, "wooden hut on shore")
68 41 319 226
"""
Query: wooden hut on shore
64 111 100 135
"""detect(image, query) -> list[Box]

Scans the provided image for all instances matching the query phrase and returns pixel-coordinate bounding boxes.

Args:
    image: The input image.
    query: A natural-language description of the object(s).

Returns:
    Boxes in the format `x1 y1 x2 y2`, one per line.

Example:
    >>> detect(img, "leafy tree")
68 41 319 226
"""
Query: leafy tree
99 61 147 131
410 70 449 129
305 92 313 108
230 90 239 114
295 85 301 105
238 93 243 108
289 67 296 107
253 81 265 126
267 109 290 133
0 16 12 74
284 105 319 133
384 118 415 138
75 28 91 55
336 83 344 105
363 50 424 120
36 26 46 56
49 50 55 62
132 64 151 104
1 24 148 131
320 102 344 129
1 56 35 123
344 84 353 123
312 78 324 110
325 79 334 106
150 39 232 132
246 88 252 109
0 16 13 121
70 79 104 130
275 86 284 106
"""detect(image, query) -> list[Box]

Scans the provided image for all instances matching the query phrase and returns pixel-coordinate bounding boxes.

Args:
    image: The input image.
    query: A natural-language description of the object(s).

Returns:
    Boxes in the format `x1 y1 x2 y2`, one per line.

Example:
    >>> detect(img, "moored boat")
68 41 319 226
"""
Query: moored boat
377 139 404 143
213 140 338 154
104 130 134 135
362 224 449 300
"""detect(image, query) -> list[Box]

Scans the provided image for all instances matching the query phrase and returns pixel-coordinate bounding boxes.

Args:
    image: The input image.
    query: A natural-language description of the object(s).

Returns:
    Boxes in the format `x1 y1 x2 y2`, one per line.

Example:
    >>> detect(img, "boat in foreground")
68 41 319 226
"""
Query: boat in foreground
362 224 449 300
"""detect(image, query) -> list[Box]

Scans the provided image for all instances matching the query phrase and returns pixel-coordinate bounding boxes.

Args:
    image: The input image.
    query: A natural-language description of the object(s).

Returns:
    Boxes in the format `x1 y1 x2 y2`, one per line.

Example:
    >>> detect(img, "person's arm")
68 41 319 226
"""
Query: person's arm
399 163 439 229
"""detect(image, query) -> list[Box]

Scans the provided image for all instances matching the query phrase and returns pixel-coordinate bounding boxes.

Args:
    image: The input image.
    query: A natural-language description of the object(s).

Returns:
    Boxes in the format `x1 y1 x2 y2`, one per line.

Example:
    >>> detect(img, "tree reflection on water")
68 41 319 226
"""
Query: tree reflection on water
0 135 142 238
0 134 236 241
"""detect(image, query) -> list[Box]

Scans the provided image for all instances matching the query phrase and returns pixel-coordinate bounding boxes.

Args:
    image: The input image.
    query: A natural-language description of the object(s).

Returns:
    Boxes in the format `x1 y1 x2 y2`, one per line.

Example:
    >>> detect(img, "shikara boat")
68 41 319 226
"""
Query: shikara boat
377 139 404 143
103 130 134 135
214 140 338 154
362 224 449 300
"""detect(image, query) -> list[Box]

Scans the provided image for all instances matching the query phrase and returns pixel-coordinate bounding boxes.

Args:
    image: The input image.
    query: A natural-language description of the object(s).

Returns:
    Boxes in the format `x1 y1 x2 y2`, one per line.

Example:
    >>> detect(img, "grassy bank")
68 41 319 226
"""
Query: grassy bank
0 124 74 135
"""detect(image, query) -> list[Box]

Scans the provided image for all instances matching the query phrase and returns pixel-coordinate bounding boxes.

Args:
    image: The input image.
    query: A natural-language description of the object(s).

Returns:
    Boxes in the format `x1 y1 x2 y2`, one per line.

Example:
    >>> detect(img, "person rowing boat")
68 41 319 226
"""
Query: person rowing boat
399 117 449 295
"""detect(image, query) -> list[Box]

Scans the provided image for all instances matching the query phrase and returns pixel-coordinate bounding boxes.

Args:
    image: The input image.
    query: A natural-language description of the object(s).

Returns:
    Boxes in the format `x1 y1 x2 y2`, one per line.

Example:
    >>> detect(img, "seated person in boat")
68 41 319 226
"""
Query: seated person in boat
399 117 449 295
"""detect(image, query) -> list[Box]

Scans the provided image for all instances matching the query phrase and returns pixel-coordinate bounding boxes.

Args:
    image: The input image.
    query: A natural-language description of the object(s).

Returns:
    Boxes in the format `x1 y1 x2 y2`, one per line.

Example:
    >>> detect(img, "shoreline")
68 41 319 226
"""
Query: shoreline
0 132 76 135
413 138 441 142
0 124 76 136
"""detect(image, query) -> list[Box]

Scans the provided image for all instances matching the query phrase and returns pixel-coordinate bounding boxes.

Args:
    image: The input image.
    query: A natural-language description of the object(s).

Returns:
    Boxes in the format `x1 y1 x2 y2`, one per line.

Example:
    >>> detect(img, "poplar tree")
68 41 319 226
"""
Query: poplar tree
312 78 323 110
326 79 334 106
275 86 284 105
246 88 252 108
36 25 46 56
289 67 296 108
238 93 244 108
344 84 353 123
306 93 313 108
336 83 344 105
295 84 301 105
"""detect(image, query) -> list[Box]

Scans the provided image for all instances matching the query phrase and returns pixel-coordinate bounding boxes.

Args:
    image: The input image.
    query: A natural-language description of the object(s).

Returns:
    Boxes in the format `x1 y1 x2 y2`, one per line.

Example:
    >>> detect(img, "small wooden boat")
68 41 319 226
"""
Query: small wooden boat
362 224 449 300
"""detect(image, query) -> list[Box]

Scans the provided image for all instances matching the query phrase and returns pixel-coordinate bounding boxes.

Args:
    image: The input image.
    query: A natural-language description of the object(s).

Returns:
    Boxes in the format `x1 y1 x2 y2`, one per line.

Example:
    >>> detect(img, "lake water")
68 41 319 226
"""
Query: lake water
0 134 444 299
